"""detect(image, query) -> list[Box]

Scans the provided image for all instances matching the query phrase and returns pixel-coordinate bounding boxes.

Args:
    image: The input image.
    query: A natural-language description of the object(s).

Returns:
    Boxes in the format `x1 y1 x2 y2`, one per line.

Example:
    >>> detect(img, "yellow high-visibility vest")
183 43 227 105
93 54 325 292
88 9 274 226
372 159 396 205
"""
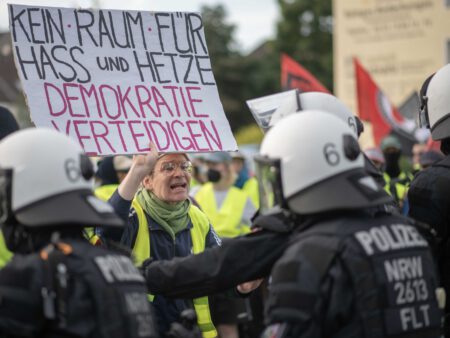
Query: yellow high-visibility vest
242 177 259 209
132 200 217 338
195 183 250 238
383 172 412 203
84 184 120 245
94 184 119 201
0 232 12 268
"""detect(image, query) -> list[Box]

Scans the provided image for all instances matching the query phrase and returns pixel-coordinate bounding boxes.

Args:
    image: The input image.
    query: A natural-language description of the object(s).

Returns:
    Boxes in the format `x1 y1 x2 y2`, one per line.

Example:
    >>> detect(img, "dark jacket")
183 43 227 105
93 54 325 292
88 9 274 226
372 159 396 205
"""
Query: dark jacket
0 238 157 338
408 155 450 335
264 211 442 337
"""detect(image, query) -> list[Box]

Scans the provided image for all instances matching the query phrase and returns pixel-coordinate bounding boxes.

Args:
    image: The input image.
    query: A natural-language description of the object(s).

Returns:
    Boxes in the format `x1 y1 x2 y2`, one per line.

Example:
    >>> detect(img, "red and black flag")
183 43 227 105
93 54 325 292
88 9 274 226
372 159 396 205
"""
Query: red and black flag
281 54 329 93
354 57 418 146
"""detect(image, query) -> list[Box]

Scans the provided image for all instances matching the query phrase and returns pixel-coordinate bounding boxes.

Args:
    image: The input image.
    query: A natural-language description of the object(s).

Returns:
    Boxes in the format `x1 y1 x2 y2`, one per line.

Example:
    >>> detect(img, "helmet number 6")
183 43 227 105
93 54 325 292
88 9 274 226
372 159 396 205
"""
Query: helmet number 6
323 143 340 166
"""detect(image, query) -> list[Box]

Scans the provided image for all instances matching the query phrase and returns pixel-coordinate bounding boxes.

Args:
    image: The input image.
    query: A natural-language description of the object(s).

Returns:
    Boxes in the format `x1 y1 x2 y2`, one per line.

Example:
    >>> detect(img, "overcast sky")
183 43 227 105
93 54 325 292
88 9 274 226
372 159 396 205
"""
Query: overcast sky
0 0 279 52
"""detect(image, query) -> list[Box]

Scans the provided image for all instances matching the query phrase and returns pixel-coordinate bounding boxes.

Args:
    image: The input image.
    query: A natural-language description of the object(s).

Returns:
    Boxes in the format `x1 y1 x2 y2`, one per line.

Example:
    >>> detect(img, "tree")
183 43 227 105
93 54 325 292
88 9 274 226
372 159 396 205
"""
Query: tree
201 5 254 131
276 0 333 91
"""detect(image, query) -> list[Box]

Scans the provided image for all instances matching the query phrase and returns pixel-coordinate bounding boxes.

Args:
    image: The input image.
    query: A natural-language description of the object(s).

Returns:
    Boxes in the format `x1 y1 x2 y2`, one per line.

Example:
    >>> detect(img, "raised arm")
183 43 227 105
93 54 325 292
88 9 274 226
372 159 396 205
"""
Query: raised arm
118 142 159 201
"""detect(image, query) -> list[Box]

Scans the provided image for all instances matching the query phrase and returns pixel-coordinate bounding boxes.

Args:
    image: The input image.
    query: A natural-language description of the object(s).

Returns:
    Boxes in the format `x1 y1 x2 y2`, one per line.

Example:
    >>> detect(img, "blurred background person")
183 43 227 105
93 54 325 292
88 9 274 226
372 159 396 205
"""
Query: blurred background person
231 151 259 209
88 155 133 245
412 142 428 173
94 155 133 201
380 135 413 211
189 154 209 196
194 152 256 338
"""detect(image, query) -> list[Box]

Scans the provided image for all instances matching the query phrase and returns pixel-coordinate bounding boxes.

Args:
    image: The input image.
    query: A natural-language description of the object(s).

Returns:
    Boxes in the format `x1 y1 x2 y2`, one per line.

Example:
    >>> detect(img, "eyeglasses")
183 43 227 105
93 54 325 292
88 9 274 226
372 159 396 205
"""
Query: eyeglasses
158 161 193 175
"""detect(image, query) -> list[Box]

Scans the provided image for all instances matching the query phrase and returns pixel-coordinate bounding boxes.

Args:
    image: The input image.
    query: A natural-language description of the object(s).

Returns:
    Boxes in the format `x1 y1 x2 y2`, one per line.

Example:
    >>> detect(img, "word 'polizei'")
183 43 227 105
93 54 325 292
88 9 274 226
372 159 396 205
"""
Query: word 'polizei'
355 224 438 334
354 224 428 256
94 255 145 283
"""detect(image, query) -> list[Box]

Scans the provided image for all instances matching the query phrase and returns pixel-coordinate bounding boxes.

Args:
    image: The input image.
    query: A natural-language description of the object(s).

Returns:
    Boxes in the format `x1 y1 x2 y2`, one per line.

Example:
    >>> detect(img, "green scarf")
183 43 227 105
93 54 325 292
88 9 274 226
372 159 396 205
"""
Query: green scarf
136 189 191 240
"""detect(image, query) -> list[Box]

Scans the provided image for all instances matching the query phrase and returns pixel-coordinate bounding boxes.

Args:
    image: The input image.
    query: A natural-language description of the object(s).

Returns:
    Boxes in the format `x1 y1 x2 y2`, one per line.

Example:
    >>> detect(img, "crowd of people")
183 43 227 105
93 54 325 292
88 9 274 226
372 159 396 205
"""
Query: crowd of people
1 62 450 338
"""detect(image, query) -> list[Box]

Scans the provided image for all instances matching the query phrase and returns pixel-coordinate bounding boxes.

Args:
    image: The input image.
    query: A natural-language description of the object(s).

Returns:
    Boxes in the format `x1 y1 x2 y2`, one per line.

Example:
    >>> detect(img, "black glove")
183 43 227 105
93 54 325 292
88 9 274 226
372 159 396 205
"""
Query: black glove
138 257 155 276
166 309 202 338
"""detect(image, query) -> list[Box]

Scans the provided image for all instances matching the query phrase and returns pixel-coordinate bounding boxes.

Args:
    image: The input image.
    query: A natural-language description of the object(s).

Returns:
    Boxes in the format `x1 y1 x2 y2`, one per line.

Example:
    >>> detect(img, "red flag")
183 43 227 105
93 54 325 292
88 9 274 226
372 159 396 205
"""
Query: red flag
281 54 329 93
354 58 409 146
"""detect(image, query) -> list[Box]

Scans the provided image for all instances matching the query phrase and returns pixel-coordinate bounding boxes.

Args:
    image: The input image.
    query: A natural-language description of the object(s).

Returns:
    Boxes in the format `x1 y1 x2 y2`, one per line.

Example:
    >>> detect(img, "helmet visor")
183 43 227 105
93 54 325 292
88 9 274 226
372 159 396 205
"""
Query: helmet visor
0 168 13 224
254 155 285 214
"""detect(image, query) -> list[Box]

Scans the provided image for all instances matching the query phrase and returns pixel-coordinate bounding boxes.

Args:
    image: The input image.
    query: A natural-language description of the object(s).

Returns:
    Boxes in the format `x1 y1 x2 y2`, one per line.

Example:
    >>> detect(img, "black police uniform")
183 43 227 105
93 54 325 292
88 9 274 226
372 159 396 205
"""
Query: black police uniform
141 211 292 298
0 238 158 338
408 155 450 334
264 210 443 338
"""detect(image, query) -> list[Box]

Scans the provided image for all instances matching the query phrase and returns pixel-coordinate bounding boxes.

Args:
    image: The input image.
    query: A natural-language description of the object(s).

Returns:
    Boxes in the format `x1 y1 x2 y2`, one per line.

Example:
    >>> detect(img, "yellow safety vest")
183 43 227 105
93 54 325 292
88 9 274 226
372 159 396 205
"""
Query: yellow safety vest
242 177 259 209
94 184 119 201
383 172 412 203
195 183 250 238
190 177 200 188
85 184 120 245
132 200 217 338
0 232 12 268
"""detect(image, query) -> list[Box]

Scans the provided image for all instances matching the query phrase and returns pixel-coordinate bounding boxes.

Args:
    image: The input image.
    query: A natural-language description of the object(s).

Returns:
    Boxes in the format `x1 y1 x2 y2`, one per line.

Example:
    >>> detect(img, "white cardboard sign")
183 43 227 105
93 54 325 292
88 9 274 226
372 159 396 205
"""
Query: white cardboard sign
246 89 299 132
9 4 237 155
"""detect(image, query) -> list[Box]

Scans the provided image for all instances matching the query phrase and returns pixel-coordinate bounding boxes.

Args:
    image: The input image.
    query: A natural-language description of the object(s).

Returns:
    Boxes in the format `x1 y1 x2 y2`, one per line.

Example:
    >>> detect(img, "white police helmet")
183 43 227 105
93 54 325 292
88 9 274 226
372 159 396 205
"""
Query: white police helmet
0 128 123 227
270 92 364 136
255 111 391 214
419 63 450 140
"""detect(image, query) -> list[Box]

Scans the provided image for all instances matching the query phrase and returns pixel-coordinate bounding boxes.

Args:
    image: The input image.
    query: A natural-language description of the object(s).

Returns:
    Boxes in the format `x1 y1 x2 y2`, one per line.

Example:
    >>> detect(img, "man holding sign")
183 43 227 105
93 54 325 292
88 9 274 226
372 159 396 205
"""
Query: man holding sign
8 4 240 338
100 144 221 338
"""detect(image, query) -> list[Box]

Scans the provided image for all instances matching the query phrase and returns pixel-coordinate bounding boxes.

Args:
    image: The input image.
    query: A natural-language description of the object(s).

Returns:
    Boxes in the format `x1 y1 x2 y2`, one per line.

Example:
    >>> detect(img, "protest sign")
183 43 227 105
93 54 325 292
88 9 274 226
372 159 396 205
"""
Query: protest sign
246 89 300 132
9 4 237 155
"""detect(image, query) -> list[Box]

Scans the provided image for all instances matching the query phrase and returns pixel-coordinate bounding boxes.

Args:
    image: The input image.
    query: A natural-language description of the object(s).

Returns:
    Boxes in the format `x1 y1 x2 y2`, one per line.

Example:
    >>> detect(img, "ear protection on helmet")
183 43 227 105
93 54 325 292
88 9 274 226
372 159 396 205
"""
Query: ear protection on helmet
0 168 13 224
80 154 94 180
343 134 361 160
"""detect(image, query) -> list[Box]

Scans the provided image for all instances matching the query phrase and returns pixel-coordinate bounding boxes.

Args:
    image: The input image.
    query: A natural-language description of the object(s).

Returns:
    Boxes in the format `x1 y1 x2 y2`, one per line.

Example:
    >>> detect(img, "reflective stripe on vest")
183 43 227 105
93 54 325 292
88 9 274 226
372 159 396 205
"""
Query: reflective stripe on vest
94 184 119 201
242 177 259 209
195 183 250 238
383 172 411 202
0 232 12 268
132 199 217 338
83 185 120 245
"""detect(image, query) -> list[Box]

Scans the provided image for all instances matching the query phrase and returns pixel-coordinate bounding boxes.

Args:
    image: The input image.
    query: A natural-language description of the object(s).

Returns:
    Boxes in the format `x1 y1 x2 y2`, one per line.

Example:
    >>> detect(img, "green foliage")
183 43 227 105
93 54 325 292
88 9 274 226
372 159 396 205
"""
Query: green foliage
234 123 264 145
201 5 252 131
201 1 333 133
276 0 333 91
201 5 280 132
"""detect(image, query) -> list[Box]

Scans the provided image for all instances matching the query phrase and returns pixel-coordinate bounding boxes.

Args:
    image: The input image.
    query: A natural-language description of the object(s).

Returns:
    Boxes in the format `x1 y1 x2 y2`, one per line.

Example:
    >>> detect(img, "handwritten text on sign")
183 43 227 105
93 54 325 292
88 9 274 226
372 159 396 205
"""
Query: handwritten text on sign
9 5 237 155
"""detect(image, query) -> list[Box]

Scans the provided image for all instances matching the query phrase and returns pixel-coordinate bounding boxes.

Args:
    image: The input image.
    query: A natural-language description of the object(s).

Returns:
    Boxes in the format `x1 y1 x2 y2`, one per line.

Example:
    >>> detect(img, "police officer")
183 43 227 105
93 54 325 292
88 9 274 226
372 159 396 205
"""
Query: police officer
0 128 158 338
409 63 450 336
257 111 443 337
